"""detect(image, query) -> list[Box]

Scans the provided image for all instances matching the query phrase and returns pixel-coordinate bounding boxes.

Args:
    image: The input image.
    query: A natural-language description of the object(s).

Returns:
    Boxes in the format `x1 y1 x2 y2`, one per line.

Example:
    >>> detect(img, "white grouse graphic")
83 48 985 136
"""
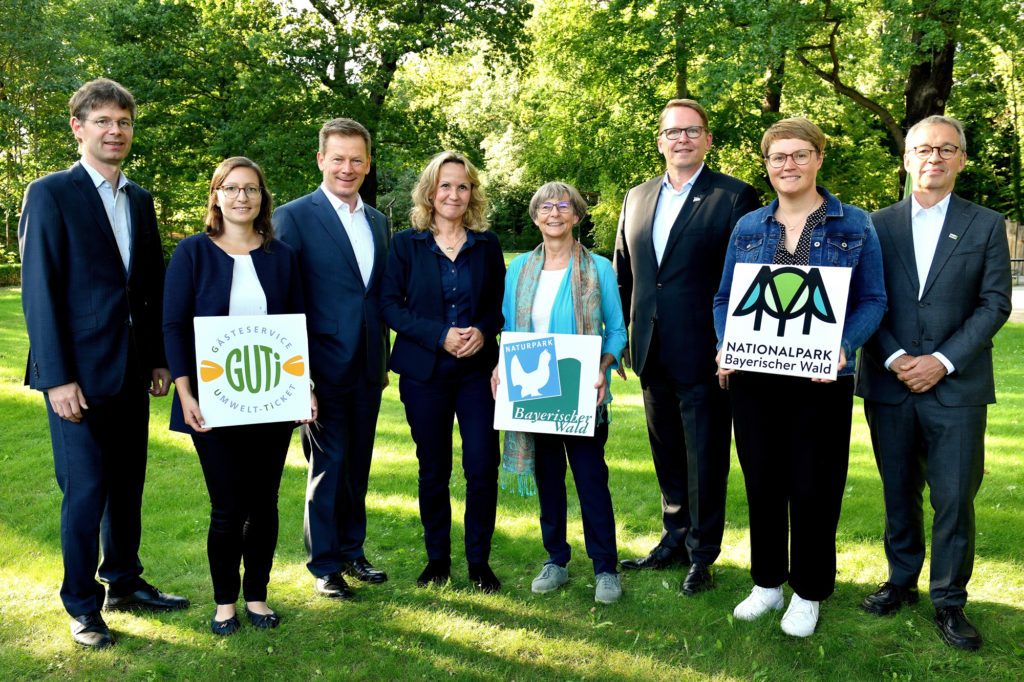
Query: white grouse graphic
510 349 552 397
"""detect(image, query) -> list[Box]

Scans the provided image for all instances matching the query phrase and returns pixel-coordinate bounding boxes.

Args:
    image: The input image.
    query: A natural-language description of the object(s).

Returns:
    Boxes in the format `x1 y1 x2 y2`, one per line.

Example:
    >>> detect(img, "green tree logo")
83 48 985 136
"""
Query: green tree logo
732 266 836 335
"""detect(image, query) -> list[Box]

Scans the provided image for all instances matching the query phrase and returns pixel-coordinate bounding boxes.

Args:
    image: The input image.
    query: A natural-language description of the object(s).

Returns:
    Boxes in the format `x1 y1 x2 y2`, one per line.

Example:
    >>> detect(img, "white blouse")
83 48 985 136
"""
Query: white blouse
227 254 268 316
530 268 567 333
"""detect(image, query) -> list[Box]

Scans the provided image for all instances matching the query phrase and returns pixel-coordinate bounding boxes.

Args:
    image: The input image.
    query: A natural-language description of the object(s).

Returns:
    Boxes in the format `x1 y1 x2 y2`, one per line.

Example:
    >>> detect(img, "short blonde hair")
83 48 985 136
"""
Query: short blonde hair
761 117 826 157
410 151 489 233
528 182 588 222
658 99 709 130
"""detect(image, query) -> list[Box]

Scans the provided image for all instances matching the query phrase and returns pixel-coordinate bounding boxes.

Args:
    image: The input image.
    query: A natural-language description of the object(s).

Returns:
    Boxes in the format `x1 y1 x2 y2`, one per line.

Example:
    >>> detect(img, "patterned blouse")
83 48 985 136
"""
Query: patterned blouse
772 199 827 266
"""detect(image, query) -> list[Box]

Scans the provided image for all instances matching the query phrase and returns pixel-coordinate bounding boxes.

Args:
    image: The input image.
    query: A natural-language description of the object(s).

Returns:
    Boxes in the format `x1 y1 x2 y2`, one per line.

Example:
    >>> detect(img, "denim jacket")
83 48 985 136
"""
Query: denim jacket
713 187 886 376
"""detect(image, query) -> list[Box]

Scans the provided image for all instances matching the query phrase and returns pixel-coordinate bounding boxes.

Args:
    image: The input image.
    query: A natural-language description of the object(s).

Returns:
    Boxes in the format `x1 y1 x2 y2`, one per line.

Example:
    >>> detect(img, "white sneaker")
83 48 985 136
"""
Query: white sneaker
781 593 820 637
594 572 622 603
531 564 569 593
733 585 784 621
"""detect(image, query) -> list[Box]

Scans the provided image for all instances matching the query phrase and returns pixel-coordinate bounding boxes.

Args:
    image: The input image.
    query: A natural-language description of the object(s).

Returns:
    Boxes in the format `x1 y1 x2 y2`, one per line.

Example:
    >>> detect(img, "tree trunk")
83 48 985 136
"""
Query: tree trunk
762 57 785 114
674 5 689 99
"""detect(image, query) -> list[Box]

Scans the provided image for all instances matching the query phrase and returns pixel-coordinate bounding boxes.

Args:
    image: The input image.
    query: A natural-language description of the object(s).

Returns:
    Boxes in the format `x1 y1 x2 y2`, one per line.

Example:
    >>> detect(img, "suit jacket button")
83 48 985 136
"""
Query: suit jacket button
650 316 656 323
656 283 663 290
911 340 919 346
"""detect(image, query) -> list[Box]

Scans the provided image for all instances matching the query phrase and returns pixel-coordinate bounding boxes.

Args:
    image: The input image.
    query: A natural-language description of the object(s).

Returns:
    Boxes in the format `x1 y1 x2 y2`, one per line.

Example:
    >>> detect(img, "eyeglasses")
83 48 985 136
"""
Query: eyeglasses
84 117 134 131
909 144 959 160
537 201 573 215
660 126 706 140
218 185 262 199
765 149 817 168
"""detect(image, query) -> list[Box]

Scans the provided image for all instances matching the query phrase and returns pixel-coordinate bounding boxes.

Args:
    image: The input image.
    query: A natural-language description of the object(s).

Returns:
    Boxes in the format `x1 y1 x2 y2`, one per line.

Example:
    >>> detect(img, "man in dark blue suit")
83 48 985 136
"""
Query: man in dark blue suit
274 118 392 599
19 78 189 649
857 116 1011 650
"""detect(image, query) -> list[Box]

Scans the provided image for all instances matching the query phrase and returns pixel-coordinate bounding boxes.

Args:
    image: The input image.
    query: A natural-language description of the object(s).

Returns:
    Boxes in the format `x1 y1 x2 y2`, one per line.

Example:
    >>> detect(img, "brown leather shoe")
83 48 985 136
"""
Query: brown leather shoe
860 582 919 615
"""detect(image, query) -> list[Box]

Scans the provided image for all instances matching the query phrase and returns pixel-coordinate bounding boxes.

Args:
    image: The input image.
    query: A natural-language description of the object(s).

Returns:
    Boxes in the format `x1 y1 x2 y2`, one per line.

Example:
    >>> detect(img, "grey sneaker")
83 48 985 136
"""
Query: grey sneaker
531 564 569 593
594 572 622 603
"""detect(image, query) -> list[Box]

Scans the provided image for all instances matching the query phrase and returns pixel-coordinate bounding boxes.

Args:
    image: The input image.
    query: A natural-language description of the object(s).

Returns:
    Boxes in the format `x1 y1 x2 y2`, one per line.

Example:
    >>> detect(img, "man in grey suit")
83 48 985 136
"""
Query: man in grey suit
614 99 759 594
274 118 392 599
857 115 1011 650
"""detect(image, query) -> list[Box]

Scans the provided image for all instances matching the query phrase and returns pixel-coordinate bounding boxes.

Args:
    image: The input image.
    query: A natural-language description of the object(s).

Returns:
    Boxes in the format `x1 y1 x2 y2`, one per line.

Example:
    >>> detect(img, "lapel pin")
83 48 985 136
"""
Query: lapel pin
949 233 958 240
692 196 701 203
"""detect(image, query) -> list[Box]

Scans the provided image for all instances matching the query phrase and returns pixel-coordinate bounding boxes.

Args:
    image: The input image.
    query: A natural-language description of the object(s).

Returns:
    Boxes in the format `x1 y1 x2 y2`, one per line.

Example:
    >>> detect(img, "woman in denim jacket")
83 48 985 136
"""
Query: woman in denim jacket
712 118 886 637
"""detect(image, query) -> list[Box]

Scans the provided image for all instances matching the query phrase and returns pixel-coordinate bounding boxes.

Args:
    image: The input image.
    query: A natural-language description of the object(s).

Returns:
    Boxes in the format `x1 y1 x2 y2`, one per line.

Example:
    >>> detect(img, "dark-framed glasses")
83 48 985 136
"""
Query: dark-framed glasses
910 144 959 160
219 185 262 199
85 117 134 131
765 149 817 168
660 126 706 140
537 201 573 215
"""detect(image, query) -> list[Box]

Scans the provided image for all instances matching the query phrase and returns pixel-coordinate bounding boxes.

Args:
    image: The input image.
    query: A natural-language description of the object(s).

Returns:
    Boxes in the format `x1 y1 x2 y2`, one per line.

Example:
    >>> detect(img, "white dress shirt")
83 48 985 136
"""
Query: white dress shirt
227 254 268 316
320 184 375 287
81 159 131 271
884 193 954 374
652 164 703 266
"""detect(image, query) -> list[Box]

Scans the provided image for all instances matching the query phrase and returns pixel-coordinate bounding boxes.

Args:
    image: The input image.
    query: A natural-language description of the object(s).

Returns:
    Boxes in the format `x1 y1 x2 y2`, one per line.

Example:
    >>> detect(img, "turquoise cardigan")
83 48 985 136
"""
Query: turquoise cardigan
502 251 628 402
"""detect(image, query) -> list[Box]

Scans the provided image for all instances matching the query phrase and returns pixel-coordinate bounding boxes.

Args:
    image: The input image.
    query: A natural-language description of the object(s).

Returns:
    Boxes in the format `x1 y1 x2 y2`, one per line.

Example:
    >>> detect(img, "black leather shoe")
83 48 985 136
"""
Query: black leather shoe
934 606 983 651
619 543 690 571
315 572 355 600
861 582 919 615
468 562 501 594
416 559 451 587
104 583 190 612
245 607 281 629
210 613 241 636
342 556 388 584
680 562 713 595
70 611 114 648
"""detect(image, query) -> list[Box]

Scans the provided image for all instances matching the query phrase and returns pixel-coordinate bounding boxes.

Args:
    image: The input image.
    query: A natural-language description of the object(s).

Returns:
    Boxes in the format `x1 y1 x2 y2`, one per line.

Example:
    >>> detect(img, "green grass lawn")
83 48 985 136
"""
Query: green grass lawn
1 284 1022 680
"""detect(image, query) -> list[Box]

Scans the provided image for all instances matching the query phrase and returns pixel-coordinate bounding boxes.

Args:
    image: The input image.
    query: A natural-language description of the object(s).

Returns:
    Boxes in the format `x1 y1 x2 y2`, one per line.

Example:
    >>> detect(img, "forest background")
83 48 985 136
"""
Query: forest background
1 0 1023 264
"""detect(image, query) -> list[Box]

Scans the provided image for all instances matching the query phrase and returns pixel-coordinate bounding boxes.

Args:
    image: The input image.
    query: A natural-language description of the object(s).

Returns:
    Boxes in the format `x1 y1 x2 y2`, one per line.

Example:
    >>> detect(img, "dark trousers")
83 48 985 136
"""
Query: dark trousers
864 393 986 607
639 330 731 564
534 420 618 575
192 423 291 604
302 373 382 577
399 374 499 563
730 373 853 601
46 383 150 617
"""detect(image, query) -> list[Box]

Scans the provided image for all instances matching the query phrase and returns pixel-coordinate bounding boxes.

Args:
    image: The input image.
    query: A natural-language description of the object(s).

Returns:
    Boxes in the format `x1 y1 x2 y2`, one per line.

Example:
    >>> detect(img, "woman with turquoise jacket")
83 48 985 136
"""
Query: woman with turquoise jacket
491 181 627 604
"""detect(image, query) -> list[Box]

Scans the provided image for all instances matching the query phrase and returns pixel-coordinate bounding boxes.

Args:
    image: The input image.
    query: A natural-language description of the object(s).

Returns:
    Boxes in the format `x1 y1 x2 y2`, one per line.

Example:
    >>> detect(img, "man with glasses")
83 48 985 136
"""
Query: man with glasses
614 99 759 594
19 78 188 649
856 115 1011 650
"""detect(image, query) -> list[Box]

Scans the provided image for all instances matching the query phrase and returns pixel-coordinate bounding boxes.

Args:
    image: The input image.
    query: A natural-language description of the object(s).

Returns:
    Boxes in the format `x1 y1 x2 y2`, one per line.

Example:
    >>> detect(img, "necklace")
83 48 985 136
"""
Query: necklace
437 230 465 254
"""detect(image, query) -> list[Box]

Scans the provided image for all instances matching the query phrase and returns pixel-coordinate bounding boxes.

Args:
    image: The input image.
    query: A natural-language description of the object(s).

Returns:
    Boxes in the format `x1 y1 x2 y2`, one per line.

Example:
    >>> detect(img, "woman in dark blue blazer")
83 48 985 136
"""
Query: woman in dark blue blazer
163 157 313 635
380 151 505 592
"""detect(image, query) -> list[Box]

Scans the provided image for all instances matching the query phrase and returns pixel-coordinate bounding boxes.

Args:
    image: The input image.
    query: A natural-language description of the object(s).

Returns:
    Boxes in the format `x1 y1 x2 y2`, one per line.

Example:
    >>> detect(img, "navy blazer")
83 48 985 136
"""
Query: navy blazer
856 194 1011 407
162 233 304 434
19 162 167 396
614 168 760 383
273 188 392 387
380 228 505 381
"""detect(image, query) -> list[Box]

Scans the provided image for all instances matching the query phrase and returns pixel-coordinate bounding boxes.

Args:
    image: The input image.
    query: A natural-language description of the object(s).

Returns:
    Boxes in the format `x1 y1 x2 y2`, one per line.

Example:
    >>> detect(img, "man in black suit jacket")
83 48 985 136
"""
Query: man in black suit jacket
614 99 759 594
274 118 392 599
19 79 188 649
856 116 1011 651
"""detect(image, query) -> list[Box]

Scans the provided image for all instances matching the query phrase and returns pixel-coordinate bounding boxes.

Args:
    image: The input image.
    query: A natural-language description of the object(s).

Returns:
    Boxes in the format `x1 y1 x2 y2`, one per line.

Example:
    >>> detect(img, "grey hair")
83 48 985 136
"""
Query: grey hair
906 115 967 155
529 182 588 221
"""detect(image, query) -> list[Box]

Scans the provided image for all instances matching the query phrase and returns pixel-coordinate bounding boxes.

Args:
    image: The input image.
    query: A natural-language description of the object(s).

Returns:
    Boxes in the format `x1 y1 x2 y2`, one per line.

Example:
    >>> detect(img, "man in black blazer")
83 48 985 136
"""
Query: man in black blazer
614 99 759 594
19 79 188 649
856 116 1011 650
274 118 392 599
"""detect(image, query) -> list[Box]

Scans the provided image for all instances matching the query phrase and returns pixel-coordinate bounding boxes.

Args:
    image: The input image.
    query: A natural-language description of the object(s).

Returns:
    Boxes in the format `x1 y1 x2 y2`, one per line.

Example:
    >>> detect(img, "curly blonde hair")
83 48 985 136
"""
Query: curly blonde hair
410 151 489 233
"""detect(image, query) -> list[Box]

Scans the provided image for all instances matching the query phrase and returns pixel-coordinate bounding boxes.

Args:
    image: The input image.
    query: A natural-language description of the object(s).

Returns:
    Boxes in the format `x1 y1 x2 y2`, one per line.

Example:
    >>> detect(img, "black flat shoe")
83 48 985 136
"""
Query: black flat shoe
468 562 501 594
315 572 355 600
680 562 714 595
105 582 190 612
934 606 982 651
342 557 388 584
211 613 241 636
416 559 451 587
70 611 114 648
861 582 919 615
619 543 690 571
245 607 281 629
